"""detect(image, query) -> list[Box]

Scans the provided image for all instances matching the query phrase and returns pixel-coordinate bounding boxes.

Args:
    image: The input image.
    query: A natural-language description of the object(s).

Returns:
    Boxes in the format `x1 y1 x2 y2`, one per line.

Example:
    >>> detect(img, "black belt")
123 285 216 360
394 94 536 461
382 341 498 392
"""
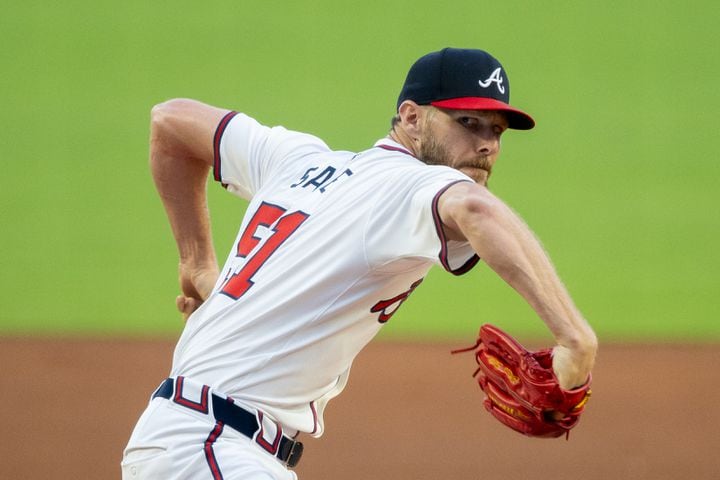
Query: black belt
152 377 303 468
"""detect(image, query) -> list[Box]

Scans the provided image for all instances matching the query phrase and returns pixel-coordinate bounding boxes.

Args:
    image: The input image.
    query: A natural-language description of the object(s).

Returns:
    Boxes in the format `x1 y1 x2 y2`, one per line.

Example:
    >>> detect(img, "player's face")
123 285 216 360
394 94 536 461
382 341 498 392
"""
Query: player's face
418 108 508 186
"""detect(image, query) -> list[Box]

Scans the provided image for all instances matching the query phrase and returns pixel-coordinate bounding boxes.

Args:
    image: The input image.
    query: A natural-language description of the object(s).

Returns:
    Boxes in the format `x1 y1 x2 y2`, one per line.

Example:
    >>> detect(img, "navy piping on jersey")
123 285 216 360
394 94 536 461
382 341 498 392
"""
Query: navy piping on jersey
432 180 481 275
213 111 239 187
375 143 415 157
204 421 226 480
377 142 479 274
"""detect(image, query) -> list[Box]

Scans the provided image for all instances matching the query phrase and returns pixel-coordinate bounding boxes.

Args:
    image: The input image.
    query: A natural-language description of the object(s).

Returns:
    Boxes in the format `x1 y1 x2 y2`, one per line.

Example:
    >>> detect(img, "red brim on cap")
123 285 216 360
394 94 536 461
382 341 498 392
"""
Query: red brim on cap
431 97 535 130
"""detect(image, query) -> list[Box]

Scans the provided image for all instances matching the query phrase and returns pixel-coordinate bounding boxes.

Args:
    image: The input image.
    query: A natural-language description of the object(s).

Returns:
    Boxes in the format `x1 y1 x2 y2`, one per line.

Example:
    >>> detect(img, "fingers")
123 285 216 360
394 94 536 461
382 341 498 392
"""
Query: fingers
178 262 220 301
549 411 567 421
176 295 203 321
552 345 591 390
552 331 598 388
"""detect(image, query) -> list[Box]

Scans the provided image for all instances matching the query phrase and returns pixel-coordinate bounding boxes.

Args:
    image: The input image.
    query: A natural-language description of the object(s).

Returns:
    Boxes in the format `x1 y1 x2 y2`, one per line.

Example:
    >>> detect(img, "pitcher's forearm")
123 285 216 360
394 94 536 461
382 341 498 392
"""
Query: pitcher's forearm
486 210 591 345
443 186 596 350
471 205 592 344
150 140 217 268
148 100 224 268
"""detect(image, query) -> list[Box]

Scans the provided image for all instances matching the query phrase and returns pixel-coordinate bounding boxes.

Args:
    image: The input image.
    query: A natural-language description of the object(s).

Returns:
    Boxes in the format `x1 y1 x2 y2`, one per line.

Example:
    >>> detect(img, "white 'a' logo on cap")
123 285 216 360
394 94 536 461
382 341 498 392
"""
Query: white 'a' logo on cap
478 67 505 94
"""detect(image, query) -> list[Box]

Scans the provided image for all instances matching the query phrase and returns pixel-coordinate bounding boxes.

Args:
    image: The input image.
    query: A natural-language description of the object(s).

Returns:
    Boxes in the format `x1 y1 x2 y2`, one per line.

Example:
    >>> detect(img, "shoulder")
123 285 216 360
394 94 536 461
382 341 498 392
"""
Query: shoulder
225 113 331 152
438 182 501 218
436 182 503 241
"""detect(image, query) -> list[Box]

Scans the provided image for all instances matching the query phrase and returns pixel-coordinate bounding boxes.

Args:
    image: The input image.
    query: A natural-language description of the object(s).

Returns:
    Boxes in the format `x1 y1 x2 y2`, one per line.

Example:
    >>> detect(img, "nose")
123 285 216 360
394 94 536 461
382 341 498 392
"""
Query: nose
476 133 500 156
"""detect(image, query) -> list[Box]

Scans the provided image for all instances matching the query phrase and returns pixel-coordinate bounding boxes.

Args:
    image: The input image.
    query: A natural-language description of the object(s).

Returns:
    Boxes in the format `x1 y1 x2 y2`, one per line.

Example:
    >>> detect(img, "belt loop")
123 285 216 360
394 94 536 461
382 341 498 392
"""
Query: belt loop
173 376 210 414
255 411 283 455
150 377 304 468
151 378 174 401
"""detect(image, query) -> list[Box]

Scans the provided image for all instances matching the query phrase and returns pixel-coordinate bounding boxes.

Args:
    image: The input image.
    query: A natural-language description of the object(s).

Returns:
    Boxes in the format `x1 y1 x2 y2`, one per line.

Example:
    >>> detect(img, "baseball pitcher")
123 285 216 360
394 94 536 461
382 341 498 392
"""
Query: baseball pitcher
121 48 597 480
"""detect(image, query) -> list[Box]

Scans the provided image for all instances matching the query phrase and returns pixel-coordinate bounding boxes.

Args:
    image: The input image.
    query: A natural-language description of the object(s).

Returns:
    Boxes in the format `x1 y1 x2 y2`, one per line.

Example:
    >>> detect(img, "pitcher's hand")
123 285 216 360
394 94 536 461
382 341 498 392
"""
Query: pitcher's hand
176 262 219 321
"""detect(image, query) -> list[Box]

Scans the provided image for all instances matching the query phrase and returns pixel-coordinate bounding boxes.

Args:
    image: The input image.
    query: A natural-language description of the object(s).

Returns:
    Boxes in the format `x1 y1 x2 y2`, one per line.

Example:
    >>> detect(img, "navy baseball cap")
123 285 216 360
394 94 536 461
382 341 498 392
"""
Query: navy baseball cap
397 48 535 130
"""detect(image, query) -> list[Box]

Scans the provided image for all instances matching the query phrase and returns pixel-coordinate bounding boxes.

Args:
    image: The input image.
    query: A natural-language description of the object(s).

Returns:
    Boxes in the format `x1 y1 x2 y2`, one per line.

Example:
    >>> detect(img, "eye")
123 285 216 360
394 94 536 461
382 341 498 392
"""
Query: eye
493 124 507 135
458 116 479 129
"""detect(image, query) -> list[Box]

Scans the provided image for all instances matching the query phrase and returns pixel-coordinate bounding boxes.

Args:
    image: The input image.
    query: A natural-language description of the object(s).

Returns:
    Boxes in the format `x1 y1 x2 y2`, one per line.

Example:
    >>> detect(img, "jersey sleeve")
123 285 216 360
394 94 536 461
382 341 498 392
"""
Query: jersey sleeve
213 112 331 199
365 168 480 275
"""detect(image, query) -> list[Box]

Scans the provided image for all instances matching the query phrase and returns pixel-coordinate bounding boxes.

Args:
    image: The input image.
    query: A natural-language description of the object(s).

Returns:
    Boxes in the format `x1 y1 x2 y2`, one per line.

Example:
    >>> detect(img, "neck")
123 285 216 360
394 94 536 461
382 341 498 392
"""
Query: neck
388 125 419 157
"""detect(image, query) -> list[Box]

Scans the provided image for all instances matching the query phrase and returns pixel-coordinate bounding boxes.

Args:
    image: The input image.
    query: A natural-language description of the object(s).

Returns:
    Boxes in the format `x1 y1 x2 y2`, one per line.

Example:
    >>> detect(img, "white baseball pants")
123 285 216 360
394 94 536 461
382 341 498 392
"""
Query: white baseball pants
122 396 298 480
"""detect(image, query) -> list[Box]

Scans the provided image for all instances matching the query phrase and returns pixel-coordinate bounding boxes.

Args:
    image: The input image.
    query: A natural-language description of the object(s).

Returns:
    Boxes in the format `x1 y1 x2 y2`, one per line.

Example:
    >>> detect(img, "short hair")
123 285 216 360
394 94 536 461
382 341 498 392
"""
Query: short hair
390 114 400 129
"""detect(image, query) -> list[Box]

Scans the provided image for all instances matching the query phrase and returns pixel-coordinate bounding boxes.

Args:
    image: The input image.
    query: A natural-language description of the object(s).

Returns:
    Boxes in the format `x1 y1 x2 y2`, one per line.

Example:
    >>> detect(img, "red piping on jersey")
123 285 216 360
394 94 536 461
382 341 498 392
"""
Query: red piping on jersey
431 180 481 275
310 401 319 435
204 422 226 480
173 376 210 414
255 411 283 455
213 111 239 187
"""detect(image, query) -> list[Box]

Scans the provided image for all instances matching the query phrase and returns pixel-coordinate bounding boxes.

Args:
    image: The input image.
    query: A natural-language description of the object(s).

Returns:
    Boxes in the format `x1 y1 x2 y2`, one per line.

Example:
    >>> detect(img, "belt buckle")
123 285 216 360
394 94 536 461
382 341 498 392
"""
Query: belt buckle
284 441 304 468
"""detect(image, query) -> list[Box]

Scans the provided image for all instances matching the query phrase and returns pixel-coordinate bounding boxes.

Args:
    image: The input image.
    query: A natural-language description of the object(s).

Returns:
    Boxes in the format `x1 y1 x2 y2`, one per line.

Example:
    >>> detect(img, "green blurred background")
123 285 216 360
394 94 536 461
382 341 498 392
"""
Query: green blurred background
1 1 718 342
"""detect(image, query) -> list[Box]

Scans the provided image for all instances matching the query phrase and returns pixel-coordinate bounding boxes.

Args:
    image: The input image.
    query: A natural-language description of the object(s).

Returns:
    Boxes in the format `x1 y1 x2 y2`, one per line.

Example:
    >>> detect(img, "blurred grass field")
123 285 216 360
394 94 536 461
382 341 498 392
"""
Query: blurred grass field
1 1 718 341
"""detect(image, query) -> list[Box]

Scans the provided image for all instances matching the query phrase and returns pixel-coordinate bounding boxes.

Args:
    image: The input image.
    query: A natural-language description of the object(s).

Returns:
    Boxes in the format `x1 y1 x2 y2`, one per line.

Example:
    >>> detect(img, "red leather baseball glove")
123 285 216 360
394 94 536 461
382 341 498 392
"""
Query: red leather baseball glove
452 324 591 439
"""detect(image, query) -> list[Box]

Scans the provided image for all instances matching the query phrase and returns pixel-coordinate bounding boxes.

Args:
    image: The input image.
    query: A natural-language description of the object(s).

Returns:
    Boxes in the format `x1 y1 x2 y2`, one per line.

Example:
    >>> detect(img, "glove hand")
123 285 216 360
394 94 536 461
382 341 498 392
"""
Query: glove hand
453 324 592 439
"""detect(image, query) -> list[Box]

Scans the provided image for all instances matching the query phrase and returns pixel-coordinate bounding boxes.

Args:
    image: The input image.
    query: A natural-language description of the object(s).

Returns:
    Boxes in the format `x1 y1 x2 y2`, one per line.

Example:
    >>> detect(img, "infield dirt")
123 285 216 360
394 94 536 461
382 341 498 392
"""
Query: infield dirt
1 338 717 479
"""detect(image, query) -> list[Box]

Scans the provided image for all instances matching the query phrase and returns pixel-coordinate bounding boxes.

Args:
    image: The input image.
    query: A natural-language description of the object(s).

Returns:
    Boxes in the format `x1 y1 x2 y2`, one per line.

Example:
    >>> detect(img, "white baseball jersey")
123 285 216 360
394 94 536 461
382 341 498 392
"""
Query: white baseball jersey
170 112 479 437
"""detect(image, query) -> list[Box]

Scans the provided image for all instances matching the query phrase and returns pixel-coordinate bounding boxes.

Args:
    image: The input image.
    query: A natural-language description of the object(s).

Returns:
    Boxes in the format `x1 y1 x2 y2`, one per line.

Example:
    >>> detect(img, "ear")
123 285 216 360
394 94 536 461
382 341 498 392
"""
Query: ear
397 100 424 139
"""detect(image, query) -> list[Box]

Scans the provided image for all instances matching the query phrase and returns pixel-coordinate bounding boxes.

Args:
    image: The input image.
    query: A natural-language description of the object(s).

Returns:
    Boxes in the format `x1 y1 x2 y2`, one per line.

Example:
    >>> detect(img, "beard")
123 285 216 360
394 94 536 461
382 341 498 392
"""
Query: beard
418 135 493 186
417 134 450 167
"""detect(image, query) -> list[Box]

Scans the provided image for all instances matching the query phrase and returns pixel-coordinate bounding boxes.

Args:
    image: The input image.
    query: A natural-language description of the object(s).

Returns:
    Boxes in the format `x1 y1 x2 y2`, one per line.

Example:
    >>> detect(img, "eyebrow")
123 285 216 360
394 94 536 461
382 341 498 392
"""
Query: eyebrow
448 110 509 125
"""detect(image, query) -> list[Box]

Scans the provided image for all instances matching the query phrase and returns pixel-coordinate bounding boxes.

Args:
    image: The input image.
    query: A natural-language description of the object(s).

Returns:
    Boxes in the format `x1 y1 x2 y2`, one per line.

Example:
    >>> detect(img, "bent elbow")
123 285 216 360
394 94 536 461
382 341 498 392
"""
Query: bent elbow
149 99 193 158
150 98 192 135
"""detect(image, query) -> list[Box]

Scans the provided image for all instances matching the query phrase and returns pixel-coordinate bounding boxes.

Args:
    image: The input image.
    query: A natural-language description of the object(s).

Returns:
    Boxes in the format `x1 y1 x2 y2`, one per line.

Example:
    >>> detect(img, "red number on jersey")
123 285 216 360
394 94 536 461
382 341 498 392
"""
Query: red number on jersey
220 202 309 299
